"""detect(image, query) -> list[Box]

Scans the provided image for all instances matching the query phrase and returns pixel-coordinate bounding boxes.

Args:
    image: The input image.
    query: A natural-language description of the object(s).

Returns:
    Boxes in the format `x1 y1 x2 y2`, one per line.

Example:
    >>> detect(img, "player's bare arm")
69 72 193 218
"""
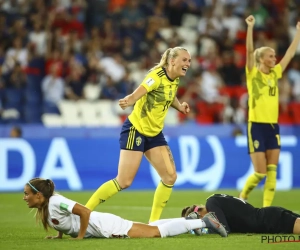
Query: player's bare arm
72 203 91 239
171 96 190 114
119 85 148 110
245 15 255 71
279 22 300 72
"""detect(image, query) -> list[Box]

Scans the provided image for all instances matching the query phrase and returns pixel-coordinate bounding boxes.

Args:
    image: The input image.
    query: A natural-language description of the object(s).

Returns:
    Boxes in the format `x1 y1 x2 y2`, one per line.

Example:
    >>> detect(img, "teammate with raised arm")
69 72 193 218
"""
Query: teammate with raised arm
240 15 300 207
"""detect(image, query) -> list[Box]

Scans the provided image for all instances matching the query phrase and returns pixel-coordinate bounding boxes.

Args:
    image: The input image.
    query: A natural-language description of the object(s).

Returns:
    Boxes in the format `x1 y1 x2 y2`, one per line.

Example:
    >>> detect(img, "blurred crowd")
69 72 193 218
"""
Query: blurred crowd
0 0 300 125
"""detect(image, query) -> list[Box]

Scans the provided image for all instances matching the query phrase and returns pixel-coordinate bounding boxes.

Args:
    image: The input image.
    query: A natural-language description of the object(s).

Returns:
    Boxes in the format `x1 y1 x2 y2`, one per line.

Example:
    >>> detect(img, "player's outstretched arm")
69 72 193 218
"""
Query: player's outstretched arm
245 15 255 72
119 85 148 110
280 22 300 72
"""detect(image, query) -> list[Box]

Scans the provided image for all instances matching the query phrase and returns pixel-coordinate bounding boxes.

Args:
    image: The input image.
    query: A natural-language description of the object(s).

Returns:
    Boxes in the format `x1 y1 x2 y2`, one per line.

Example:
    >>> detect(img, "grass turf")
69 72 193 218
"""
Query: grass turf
1 189 300 250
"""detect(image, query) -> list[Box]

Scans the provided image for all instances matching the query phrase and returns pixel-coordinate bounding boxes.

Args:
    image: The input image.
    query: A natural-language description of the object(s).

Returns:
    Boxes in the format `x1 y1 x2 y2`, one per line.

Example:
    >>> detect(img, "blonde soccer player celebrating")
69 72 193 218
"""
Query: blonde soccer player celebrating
240 15 300 206
85 47 191 222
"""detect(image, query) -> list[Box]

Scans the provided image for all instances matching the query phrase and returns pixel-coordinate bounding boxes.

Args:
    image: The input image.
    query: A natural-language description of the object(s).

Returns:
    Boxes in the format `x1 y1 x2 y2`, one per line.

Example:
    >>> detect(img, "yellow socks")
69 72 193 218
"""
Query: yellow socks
85 178 122 210
263 164 277 207
240 172 266 199
149 181 174 223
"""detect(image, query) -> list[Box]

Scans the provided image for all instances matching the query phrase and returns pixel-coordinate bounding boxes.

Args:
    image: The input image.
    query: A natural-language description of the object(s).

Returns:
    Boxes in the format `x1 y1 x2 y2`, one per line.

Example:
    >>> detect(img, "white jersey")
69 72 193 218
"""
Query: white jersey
48 194 133 238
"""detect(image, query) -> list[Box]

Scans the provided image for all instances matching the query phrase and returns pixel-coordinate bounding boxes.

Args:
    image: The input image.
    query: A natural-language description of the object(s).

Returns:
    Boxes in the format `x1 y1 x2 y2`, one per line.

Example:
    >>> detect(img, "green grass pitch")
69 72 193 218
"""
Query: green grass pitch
1 189 300 250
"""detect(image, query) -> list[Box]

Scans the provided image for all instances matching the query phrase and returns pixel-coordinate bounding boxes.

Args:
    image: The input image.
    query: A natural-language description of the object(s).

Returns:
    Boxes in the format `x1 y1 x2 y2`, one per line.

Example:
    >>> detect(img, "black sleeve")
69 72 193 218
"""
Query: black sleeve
206 197 231 233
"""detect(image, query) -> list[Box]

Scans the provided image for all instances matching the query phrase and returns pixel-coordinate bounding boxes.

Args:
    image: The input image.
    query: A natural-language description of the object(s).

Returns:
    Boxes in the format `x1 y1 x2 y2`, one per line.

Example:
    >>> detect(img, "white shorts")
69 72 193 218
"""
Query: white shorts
91 212 133 238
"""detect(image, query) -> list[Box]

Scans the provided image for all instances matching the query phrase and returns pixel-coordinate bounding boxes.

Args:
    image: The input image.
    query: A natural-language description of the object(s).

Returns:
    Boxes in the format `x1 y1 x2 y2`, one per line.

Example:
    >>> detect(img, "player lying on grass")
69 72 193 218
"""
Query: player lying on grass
181 194 300 235
23 178 227 239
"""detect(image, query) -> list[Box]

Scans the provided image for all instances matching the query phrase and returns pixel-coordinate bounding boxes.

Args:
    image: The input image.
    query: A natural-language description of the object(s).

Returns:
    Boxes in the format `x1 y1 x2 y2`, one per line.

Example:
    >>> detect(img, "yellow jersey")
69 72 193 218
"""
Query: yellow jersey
246 64 282 123
128 67 179 137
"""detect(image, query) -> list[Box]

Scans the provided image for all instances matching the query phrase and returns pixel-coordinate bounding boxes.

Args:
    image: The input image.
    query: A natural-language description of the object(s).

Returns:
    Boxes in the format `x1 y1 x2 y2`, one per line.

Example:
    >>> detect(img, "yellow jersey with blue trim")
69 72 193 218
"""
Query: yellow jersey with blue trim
128 67 179 137
246 64 282 123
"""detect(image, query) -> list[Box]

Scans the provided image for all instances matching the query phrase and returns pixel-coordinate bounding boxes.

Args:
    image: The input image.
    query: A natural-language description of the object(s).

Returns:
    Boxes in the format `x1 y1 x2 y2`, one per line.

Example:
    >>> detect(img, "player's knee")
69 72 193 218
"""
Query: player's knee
116 178 132 189
162 172 177 185
120 182 131 189
255 170 267 176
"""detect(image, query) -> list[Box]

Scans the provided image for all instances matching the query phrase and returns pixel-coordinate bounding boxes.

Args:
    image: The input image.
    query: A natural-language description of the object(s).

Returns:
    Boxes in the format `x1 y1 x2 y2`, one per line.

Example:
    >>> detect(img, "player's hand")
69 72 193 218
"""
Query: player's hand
245 15 255 27
119 95 132 110
296 22 300 30
44 235 62 239
179 102 190 114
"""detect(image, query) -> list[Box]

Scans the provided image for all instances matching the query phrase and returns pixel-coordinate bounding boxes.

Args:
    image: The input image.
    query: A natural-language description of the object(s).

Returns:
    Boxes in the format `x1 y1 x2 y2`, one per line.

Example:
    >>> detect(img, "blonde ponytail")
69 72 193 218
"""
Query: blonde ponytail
149 47 188 72
253 46 274 67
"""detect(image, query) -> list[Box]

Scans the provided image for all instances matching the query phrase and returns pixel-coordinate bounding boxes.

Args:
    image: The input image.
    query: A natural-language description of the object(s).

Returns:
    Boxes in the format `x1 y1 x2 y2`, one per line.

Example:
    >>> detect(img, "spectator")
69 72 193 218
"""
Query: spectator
7 62 27 89
120 0 146 41
99 54 126 83
3 37 28 73
117 71 135 98
10 126 22 138
254 31 277 52
223 96 246 124
287 59 300 101
251 0 270 30
0 0 298 125
41 64 65 113
100 75 120 100
218 51 242 86
28 21 47 56
121 36 140 61
198 6 223 38
83 73 102 102
222 4 242 40
99 19 121 54
200 64 224 104
65 69 84 101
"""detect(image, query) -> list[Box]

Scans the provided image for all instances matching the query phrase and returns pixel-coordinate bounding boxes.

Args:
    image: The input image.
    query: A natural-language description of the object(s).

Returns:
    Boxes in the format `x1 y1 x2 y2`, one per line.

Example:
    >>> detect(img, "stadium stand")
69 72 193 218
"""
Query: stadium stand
0 0 299 126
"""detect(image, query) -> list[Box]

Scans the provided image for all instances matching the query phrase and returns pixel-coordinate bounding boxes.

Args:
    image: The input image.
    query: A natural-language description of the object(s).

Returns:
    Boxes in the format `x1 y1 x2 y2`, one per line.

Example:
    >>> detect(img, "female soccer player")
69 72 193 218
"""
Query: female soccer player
240 15 300 207
85 47 191 222
182 194 300 234
24 178 227 239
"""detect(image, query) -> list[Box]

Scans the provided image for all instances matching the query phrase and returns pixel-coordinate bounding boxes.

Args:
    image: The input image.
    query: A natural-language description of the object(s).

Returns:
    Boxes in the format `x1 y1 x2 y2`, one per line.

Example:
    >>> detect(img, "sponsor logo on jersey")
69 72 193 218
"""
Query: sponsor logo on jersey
145 78 155 87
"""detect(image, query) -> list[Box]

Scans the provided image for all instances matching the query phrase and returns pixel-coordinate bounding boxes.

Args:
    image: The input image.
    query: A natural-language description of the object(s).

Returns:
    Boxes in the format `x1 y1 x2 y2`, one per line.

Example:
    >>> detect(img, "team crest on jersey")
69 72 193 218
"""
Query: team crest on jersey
145 78 155 87
254 140 259 149
136 136 142 146
51 218 59 225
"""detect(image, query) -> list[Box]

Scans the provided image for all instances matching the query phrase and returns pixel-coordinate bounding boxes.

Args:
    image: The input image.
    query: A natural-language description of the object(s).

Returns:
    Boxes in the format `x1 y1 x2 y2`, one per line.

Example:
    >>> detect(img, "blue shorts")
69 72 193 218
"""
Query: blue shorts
247 122 281 153
119 118 168 152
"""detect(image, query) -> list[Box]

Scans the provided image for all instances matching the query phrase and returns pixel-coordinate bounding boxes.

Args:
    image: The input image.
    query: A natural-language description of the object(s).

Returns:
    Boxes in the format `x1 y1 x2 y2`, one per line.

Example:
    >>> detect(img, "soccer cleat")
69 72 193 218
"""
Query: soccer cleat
202 212 228 237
